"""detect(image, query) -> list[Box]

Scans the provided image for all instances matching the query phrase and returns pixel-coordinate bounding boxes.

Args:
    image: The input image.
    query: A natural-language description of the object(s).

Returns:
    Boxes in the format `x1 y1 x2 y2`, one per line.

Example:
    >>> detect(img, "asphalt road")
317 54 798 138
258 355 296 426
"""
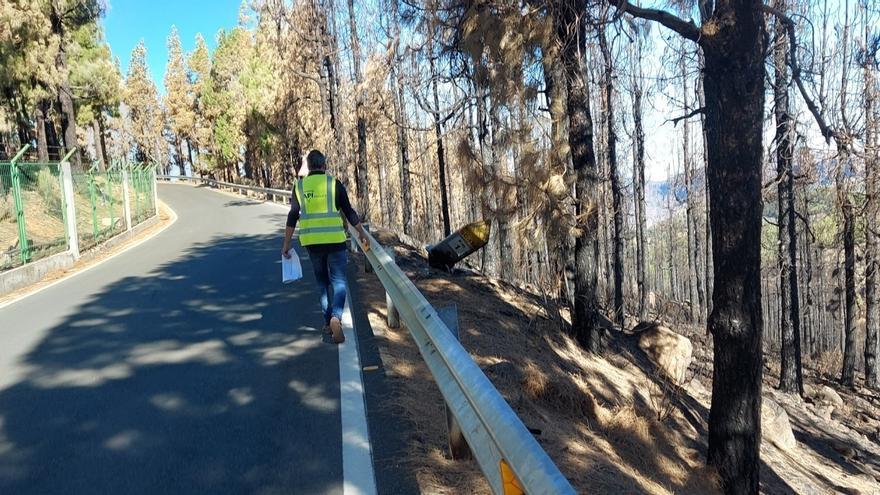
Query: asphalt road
0 184 357 494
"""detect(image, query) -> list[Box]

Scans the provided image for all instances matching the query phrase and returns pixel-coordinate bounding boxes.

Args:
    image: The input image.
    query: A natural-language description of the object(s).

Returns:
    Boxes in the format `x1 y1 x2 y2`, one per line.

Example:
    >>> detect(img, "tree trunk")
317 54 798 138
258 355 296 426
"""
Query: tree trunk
50 0 80 169
681 50 700 322
863 15 879 389
428 3 451 237
699 55 714 321
35 101 50 162
186 138 195 177
841 191 857 387
772 9 803 394
632 33 648 321
599 27 624 325
555 2 601 351
489 100 513 280
391 64 412 235
45 105 62 161
348 0 370 221
702 1 766 492
92 119 106 171
632 38 648 322
541 43 575 308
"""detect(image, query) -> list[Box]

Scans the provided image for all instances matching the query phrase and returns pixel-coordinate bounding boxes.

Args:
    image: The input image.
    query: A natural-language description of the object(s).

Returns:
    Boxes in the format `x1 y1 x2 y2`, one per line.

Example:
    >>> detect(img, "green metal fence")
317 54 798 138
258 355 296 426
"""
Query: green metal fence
0 159 68 271
71 169 127 251
1 147 158 273
130 166 155 226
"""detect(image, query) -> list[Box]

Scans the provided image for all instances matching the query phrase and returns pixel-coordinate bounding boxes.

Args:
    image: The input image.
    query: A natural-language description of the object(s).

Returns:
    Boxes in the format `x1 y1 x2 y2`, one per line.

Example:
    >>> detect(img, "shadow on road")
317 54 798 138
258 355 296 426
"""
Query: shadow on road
0 233 345 495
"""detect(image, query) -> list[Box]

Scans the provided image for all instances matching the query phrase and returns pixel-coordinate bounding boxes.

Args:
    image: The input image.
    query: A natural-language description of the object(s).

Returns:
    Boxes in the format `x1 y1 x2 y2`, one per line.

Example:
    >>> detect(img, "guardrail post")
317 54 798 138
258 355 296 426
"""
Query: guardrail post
363 223 373 273
385 251 400 328
121 169 132 231
437 304 473 461
60 161 79 258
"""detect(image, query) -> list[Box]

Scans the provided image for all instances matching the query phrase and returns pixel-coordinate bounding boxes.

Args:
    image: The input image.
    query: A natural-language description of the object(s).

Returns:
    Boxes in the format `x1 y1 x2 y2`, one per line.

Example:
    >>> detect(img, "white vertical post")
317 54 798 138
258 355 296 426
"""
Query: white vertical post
152 167 159 216
385 251 400 328
60 162 80 258
122 170 133 231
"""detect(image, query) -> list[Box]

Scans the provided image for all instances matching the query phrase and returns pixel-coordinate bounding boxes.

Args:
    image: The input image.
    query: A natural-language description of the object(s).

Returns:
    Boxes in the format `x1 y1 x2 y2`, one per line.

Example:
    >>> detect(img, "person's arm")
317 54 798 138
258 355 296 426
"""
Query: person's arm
282 187 301 258
336 181 371 250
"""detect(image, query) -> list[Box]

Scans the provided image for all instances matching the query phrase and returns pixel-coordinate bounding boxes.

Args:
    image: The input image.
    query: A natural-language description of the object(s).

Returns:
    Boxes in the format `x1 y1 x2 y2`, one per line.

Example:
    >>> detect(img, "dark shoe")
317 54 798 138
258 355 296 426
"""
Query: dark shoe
330 317 344 344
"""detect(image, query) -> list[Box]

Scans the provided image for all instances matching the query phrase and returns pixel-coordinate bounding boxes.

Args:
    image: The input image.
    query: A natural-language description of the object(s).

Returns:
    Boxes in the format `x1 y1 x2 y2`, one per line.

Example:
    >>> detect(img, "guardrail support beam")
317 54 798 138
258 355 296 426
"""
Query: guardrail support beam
363 224 373 273
437 304 473 461
386 251 400 328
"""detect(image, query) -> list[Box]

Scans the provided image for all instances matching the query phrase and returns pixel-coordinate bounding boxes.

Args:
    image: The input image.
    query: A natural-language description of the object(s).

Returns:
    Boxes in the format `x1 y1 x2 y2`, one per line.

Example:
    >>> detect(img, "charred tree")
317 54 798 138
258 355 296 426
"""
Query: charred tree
773 5 803 394
681 48 702 322
631 30 648 321
616 0 767 491
554 1 601 351
427 3 451 237
862 1 878 389
841 185 857 386
348 0 370 221
599 25 625 325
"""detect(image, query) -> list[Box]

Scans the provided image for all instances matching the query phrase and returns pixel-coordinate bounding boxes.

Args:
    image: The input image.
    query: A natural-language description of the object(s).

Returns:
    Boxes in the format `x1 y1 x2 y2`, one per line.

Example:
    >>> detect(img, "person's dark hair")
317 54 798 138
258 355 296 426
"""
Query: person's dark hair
306 150 326 171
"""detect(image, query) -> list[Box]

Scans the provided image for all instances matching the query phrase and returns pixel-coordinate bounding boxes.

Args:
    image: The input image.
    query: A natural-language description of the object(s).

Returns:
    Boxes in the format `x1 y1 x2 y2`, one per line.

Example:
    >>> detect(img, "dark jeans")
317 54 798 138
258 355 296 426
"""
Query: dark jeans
309 248 348 324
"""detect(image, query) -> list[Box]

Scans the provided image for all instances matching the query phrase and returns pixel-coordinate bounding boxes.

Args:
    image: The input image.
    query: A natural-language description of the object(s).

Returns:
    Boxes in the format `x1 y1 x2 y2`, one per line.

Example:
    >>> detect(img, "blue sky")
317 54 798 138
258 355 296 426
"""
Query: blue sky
102 0 243 92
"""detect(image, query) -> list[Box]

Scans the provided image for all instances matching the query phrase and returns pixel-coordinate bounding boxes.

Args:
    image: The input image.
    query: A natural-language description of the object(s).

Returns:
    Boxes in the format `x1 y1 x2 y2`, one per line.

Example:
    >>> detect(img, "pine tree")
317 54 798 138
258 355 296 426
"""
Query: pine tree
164 26 195 175
68 23 121 170
187 33 212 175
123 41 165 167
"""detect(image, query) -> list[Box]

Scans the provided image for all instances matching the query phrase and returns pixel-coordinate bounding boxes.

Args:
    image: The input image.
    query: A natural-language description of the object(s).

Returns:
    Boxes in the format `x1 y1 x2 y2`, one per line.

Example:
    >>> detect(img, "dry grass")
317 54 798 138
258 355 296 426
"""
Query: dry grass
814 350 844 378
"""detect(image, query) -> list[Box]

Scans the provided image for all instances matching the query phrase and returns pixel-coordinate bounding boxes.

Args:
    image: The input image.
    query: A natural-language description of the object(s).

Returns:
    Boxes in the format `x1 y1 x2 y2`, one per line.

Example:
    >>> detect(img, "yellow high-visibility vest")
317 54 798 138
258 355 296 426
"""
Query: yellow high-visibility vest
295 174 346 246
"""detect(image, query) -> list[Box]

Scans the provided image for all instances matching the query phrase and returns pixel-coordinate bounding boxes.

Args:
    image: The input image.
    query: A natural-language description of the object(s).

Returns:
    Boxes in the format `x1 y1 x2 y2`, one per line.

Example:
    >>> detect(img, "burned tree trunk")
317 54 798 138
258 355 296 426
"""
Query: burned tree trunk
554 1 601 351
541 41 576 308
599 26 625 325
702 2 767 486
348 0 370 221
681 49 701 322
863 14 879 389
841 189 857 386
390 63 413 234
631 34 648 321
429 42 451 236
773 7 803 394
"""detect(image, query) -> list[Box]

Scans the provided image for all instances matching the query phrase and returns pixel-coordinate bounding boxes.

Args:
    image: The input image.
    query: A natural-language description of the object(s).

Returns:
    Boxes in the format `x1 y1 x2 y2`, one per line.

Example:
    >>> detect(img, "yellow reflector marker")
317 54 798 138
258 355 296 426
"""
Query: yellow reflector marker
500 459 525 495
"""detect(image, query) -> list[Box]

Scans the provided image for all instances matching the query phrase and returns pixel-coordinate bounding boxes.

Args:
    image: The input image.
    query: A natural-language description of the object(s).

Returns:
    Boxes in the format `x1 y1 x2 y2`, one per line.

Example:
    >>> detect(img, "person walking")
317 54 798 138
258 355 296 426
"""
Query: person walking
282 150 370 344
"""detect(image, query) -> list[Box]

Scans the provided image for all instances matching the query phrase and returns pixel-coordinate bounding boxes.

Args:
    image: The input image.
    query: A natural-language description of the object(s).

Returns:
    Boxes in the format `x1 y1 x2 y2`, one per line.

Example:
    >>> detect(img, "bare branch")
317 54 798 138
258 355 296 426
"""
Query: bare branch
665 106 706 126
612 0 701 42
762 3 839 145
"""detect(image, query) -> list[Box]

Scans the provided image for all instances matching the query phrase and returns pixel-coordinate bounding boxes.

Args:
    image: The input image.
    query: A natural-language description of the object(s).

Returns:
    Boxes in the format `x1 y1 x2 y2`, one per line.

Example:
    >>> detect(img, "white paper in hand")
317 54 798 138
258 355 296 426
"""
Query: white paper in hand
282 248 302 284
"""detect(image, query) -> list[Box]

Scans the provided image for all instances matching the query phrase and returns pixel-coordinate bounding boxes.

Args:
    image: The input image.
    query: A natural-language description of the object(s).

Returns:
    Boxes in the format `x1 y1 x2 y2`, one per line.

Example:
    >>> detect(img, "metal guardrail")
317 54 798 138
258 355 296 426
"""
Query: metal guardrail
157 175 576 495
156 175 290 200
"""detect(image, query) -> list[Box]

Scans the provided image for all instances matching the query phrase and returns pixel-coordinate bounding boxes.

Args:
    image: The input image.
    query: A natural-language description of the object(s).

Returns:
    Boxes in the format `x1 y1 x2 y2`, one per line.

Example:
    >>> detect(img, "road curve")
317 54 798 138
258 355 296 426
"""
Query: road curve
0 183 350 494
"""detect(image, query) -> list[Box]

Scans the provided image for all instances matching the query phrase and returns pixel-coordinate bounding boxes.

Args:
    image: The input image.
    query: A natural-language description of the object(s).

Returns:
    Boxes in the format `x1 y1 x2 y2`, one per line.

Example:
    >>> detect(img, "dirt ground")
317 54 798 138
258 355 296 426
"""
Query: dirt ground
353 227 880 495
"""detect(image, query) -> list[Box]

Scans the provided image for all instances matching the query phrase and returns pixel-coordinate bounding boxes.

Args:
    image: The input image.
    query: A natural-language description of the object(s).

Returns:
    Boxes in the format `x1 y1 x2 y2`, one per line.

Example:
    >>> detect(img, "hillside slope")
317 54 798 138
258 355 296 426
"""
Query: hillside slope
352 228 880 494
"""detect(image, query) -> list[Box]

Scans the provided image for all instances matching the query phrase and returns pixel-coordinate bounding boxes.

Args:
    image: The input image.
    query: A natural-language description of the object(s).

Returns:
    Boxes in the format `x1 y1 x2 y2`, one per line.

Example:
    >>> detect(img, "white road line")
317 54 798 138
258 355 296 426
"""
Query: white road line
339 293 378 495
0 201 178 311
